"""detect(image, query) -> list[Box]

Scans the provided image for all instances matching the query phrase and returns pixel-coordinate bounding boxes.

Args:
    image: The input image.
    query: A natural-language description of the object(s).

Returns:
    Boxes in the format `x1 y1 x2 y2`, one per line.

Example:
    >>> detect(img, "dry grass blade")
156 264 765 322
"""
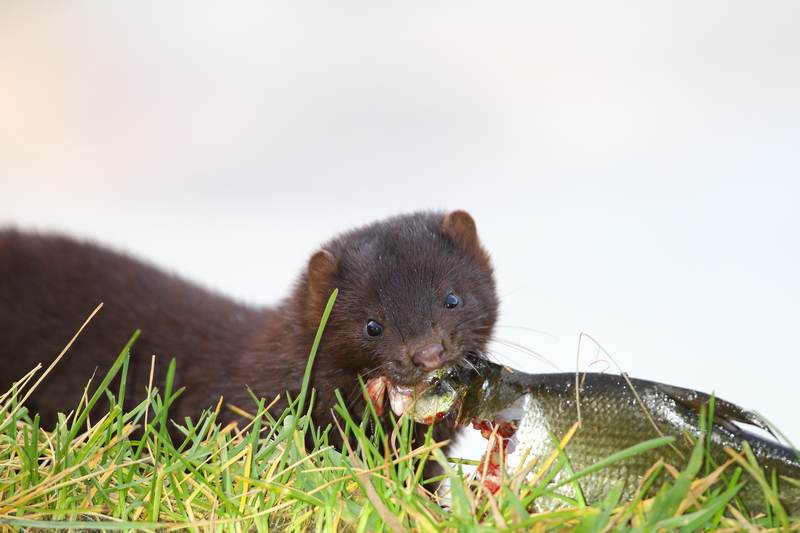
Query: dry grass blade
332 416 407 533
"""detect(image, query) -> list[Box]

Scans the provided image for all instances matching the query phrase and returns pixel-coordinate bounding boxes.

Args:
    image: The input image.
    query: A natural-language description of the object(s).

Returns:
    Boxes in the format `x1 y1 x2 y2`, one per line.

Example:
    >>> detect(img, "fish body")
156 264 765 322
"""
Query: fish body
412 358 800 514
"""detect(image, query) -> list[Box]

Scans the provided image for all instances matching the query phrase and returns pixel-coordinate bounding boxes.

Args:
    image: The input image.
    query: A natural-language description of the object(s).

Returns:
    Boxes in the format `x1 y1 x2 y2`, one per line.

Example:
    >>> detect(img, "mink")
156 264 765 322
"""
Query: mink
0 211 498 441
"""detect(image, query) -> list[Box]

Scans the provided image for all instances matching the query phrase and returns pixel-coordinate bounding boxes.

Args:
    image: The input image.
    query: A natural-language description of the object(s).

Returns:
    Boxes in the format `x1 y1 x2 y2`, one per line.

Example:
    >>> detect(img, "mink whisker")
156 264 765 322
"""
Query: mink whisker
494 324 558 340
476 348 501 365
454 311 495 330
359 362 391 379
344 361 392 409
460 355 480 375
490 337 559 370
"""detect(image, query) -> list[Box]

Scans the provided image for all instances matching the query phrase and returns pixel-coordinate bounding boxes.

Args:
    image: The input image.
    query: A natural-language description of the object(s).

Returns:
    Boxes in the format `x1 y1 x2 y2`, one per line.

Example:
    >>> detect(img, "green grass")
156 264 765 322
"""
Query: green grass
0 292 797 531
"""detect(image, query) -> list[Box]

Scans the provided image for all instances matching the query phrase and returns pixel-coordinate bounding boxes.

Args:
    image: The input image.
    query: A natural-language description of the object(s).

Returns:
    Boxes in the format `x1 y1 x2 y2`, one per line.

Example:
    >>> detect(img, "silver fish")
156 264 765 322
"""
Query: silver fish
410 357 800 514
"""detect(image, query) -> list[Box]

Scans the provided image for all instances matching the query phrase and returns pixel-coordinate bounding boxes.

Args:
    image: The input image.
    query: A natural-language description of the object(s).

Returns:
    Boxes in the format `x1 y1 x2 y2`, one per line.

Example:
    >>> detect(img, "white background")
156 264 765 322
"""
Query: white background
2 3 798 456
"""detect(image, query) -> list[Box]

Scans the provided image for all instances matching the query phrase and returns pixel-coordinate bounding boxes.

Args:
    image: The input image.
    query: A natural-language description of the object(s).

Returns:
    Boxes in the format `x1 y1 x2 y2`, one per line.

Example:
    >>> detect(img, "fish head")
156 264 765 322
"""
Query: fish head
407 363 472 423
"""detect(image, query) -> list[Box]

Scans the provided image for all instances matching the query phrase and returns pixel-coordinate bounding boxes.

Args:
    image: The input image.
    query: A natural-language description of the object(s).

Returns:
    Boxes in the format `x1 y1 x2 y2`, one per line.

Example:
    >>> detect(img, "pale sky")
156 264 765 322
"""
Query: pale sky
1 2 799 456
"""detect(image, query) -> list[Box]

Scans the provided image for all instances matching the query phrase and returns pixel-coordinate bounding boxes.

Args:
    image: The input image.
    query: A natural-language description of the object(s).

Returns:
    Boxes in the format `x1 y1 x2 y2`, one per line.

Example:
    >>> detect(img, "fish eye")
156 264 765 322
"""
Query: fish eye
444 292 461 309
365 320 384 337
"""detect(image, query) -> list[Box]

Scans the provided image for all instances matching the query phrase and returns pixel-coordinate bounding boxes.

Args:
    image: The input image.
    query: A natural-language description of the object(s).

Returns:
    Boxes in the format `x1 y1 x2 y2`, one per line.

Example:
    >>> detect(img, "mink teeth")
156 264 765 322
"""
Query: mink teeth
388 384 415 416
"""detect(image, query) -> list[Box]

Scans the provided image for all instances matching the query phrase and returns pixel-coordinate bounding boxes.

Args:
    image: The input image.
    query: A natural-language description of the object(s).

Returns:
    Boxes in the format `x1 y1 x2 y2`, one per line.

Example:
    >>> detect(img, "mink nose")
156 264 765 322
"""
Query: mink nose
412 343 445 370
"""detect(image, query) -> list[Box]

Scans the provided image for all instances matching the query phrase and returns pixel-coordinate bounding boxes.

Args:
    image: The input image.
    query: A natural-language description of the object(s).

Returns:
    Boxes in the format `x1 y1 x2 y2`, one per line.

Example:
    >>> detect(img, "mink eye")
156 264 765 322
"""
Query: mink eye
444 292 461 309
365 320 384 337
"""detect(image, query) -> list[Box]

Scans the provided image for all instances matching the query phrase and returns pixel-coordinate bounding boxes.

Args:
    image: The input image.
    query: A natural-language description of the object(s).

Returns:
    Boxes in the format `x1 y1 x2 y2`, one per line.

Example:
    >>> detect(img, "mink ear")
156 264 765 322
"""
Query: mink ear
307 249 338 299
441 210 491 267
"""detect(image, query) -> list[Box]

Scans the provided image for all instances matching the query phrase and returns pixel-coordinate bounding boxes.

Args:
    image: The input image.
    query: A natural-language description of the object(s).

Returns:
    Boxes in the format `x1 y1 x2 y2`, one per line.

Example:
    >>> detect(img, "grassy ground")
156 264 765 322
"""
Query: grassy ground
1 294 798 531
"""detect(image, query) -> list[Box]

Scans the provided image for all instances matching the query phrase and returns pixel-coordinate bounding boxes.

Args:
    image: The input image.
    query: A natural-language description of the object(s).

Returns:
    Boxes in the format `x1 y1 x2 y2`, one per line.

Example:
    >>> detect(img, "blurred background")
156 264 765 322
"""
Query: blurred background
1 2 799 456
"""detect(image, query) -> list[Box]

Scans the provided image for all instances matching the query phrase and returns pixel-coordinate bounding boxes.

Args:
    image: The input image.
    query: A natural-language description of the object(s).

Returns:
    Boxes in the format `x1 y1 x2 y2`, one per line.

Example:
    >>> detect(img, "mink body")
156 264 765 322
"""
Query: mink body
0 212 498 436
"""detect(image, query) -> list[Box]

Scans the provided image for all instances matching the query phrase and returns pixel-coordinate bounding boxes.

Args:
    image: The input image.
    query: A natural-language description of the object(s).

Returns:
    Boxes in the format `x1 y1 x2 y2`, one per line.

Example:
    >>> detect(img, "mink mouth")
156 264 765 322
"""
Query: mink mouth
364 364 455 417
364 377 430 417
364 350 485 417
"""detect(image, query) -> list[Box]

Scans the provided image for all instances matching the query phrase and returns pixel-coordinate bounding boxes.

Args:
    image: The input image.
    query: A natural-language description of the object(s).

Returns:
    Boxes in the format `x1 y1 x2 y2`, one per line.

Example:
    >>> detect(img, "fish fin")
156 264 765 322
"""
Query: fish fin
656 383 776 438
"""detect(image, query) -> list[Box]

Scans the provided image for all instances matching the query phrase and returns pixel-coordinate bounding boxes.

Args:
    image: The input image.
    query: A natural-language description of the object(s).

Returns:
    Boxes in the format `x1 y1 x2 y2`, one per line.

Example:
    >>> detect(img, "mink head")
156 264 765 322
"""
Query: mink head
303 210 498 388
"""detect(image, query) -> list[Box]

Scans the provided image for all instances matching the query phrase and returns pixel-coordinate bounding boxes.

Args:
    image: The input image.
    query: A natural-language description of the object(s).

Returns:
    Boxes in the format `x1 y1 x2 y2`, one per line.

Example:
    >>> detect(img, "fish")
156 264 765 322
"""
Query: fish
405 357 800 514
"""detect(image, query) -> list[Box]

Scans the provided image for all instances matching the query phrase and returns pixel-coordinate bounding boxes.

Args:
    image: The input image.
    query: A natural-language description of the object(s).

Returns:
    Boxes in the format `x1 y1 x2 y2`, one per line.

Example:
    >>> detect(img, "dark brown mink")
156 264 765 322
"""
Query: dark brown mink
0 211 498 440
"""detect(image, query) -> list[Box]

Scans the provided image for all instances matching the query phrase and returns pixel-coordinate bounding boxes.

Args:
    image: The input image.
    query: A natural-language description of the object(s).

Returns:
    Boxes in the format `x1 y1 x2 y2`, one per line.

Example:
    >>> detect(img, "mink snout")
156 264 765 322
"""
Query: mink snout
411 342 445 369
